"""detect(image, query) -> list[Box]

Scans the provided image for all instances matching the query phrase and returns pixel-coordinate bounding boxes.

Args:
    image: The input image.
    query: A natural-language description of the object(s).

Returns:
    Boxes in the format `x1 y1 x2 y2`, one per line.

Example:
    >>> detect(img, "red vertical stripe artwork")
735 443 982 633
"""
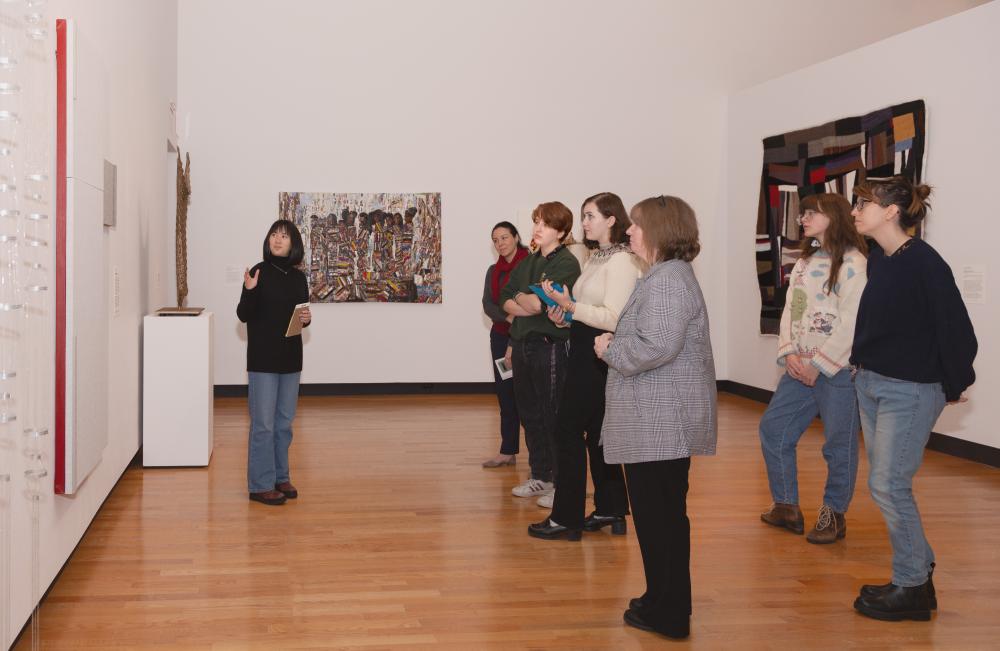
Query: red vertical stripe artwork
55 19 67 494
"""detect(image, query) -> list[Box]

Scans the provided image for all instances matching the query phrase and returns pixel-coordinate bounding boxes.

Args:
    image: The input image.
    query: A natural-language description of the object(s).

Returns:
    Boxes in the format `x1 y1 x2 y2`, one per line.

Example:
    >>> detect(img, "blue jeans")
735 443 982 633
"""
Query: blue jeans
759 369 860 513
247 371 301 493
856 369 945 587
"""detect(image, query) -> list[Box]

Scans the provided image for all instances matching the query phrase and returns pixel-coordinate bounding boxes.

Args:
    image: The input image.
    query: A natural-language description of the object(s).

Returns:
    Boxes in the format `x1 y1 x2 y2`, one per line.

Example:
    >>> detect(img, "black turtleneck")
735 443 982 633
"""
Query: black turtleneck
236 258 310 373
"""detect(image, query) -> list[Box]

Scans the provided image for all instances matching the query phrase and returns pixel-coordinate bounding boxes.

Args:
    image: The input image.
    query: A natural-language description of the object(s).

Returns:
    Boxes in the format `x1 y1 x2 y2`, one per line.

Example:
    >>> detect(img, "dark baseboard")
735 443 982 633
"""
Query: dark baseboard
716 379 774 404
716 380 999 469
925 432 1000 468
214 382 495 398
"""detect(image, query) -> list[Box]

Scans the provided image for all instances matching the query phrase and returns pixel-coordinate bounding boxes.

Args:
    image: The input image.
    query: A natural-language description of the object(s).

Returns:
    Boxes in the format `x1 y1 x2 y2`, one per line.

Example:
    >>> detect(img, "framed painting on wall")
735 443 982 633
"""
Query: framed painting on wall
279 192 442 303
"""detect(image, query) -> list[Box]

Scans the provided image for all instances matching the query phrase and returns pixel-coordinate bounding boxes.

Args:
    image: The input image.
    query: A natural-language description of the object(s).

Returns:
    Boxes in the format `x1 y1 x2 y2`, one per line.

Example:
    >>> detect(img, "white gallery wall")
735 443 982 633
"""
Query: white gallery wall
724 0 1000 448
176 0 733 385
177 0 984 387
5 0 177 645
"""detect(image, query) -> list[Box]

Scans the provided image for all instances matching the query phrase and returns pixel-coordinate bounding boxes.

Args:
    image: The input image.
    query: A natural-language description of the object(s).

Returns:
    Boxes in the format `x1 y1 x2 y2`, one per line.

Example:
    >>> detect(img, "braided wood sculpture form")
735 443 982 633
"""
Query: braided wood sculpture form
175 151 191 307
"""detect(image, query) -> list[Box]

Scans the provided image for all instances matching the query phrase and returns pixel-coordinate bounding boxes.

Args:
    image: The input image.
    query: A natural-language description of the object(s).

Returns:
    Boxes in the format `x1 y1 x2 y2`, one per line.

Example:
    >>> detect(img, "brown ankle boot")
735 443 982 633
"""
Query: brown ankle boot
275 482 298 499
760 503 804 534
806 504 846 544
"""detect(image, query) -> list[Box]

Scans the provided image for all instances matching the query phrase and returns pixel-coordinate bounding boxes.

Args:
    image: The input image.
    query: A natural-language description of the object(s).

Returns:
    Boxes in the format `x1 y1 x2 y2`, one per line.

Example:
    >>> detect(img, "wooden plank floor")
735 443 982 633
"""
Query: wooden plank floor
16 393 1000 650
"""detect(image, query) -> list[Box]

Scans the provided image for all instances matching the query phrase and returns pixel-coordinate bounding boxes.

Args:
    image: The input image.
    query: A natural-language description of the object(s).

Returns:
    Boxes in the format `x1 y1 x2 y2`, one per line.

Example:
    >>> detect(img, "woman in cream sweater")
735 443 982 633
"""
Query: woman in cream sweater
527 192 644 540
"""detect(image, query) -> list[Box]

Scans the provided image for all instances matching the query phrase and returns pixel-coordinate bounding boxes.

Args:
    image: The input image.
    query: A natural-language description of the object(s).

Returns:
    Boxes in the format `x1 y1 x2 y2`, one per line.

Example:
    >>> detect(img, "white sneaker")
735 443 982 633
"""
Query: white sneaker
512 478 554 498
537 492 554 508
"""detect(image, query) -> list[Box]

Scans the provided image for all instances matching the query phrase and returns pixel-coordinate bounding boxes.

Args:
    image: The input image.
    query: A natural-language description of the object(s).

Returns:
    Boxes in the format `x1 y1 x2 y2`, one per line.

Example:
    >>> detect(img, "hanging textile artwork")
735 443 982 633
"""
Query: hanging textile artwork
755 99 926 334
279 192 443 303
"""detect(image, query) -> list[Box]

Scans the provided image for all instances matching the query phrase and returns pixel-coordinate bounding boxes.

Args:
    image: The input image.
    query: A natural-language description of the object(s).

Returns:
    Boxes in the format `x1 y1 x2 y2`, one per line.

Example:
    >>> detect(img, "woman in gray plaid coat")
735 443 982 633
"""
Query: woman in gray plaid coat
595 195 717 640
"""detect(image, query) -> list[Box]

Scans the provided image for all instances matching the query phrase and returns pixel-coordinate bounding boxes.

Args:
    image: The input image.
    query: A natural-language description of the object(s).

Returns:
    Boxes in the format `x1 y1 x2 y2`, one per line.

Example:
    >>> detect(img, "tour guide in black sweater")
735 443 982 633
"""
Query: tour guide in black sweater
237 257 310 374
850 238 977 402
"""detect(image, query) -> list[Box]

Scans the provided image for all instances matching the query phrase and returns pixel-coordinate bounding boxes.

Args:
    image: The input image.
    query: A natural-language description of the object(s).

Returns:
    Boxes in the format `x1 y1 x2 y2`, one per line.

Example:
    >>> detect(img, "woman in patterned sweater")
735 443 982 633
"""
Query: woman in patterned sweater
758 193 867 544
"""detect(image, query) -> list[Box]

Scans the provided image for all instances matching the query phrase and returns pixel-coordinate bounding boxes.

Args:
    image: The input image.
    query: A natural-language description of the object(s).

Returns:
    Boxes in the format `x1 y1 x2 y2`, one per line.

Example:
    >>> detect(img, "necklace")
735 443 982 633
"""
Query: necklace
890 238 915 258
270 262 289 274
592 243 631 259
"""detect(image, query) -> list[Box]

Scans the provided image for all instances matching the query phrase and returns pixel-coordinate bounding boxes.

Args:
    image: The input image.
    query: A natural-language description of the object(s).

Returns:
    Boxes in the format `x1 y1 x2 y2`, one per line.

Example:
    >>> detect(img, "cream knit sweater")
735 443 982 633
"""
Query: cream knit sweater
571 244 645 332
777 247 867 377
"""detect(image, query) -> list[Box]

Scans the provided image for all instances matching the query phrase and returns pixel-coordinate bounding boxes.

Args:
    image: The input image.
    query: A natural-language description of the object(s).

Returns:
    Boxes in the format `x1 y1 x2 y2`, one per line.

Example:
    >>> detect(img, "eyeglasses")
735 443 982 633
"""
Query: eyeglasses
795 210 824 225
853 197 875 211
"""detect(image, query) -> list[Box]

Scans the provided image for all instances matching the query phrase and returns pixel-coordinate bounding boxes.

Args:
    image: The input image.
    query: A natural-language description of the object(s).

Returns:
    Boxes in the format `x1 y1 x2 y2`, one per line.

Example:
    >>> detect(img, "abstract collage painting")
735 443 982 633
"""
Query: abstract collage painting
279 192 443 303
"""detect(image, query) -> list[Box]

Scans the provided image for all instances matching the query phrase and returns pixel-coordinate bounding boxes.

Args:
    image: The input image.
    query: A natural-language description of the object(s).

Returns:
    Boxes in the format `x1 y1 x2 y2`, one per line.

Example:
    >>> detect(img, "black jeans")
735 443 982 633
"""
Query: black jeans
510 336 568 483
490 330 520 455
624 457 692 638
550 322 628 529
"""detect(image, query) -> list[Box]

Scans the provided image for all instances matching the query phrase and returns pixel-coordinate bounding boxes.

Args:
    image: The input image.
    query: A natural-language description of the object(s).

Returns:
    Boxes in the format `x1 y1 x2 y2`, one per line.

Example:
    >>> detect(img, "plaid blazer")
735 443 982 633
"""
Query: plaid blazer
601 259 717 464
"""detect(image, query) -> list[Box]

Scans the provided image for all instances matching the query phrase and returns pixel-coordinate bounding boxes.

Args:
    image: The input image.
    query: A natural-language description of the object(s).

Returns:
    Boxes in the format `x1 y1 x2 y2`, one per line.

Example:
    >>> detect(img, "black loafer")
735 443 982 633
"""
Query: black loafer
629 597 645 611
624 608 690 639
527 518 582 541
623 608 655 632
583 511 627 535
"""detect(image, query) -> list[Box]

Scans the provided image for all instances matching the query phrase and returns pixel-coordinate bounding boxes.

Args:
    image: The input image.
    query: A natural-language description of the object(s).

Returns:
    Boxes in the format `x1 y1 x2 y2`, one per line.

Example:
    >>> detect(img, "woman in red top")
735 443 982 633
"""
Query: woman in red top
481 221 529 467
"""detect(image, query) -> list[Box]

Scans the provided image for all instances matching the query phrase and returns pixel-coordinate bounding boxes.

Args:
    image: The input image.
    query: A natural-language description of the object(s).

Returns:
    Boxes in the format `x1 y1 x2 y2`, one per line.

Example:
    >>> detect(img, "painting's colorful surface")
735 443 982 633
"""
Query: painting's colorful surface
280 192 442 303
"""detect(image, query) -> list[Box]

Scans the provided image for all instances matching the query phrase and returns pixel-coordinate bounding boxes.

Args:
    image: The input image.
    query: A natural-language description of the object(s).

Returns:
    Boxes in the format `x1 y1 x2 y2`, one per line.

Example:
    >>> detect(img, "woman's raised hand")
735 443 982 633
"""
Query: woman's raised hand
243 267 260 290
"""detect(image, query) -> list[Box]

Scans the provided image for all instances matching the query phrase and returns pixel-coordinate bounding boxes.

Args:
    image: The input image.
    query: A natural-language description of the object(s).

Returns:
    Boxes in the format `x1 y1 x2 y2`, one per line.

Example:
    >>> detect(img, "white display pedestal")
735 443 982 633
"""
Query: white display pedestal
142 311 214 466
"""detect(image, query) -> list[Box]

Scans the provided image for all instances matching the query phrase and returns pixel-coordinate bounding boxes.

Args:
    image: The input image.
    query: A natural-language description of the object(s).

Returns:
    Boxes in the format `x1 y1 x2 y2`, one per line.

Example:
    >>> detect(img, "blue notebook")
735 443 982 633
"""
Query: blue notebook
528 283 573 323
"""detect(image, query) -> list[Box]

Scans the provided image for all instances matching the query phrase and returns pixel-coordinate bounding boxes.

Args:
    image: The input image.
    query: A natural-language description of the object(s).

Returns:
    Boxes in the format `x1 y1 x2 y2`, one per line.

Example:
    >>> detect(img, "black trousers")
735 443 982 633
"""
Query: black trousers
550 322 628 529
624 457 692 638
490 330 520 455
510 336 568 483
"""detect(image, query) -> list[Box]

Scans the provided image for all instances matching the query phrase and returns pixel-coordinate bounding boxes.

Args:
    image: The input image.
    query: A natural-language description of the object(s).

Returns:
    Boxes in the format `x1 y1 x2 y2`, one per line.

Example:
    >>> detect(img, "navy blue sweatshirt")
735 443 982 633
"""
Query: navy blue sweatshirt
850 239 976 402
236 259 310 373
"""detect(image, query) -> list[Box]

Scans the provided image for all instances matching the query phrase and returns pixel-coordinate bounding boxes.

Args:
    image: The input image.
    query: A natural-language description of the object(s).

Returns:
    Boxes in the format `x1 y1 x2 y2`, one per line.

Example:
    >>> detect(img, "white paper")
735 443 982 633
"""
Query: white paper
961 265 985 304
225 265 243 285
494 357 513 380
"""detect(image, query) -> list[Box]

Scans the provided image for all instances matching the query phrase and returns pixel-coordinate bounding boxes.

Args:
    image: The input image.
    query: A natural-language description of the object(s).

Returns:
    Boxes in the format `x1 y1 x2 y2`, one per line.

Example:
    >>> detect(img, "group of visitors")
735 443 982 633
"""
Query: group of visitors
232 176 977 640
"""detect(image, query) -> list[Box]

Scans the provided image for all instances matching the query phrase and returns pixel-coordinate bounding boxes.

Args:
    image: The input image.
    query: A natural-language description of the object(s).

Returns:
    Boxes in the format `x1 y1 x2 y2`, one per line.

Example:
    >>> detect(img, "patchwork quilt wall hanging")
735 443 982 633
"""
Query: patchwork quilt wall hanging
755 99 926 334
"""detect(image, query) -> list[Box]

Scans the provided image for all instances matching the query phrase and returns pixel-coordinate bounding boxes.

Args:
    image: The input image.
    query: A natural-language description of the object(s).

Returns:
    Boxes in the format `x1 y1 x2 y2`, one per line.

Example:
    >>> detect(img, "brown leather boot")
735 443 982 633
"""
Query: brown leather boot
249 490 286 506
806 504 846 544
275 482 298 499
760 503 804 534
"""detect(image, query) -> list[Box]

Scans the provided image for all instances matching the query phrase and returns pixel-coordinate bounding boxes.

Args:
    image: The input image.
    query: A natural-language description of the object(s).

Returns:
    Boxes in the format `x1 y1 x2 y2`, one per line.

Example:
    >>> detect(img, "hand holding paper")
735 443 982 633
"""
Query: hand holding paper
285 302 311 337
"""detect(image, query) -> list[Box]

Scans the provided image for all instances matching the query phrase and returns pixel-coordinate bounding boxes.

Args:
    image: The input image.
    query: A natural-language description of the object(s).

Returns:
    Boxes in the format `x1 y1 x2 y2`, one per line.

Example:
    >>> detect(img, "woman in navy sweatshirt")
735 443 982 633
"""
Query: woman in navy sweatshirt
237 220 312 506
849 176 977 622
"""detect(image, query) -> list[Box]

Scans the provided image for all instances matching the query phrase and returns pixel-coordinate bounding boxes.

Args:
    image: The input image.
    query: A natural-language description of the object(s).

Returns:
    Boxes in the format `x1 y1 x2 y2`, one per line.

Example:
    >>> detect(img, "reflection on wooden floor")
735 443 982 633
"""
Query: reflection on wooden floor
17 393 1000 649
